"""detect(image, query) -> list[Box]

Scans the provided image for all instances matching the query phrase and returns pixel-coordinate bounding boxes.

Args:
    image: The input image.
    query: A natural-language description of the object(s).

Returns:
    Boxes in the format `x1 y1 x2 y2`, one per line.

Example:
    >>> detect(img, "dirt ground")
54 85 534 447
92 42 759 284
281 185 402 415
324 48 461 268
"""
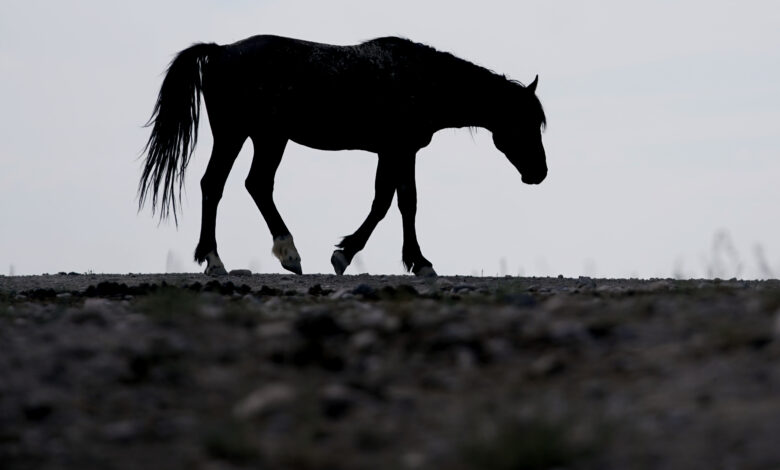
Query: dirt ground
2 273 780 470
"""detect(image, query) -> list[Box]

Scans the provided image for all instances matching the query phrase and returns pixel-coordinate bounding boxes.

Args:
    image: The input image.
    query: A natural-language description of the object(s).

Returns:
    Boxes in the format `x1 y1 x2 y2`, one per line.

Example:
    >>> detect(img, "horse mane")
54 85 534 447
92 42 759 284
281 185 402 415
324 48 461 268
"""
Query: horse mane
362 37 546 129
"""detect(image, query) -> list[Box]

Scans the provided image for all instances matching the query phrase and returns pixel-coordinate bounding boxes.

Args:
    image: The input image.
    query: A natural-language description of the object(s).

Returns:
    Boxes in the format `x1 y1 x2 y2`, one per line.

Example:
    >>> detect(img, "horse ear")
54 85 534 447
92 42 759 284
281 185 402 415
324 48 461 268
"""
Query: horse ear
527 75 539 93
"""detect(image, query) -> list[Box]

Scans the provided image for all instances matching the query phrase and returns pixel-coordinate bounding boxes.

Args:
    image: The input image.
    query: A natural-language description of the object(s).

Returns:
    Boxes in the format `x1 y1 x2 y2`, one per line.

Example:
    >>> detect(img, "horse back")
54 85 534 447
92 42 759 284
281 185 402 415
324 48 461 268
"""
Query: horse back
203 35 441 152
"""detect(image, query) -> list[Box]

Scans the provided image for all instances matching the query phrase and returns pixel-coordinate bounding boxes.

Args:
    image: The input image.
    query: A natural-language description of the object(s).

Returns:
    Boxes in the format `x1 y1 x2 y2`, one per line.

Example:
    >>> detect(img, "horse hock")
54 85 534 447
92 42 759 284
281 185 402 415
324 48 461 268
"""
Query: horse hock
273 235 302 275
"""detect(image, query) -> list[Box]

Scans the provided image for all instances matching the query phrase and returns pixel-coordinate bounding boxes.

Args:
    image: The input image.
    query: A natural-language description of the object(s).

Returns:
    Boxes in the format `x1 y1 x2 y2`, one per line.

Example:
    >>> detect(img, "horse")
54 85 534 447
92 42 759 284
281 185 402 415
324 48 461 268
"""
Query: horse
138 35 547 277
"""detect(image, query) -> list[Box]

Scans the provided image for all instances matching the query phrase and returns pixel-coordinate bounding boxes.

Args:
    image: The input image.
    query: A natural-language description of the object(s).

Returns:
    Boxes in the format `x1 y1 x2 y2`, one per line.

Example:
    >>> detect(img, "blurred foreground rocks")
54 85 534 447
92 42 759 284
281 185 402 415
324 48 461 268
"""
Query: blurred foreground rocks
2 274 780 469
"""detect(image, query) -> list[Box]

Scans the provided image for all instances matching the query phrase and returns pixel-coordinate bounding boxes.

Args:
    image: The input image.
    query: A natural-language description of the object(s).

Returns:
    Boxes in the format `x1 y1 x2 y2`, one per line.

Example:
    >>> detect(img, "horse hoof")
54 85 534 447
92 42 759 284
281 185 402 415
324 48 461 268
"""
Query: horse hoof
331 250 349 275
282 260 303 275
415 266 437 278
205 265 228 276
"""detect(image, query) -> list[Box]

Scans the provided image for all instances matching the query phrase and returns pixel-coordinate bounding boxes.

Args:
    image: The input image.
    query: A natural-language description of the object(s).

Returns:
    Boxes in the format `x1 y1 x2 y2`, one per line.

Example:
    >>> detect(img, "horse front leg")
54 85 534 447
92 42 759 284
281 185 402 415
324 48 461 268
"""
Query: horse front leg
396 154 436 277
246 136 302 274
331 154 396 275
194 136 245 275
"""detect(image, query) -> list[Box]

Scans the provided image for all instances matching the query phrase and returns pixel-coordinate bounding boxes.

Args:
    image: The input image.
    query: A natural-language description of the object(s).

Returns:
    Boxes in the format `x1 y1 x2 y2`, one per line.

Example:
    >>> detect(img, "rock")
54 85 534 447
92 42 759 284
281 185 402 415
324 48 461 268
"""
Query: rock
643 280 671 292
548 320 591 344
380 284 419 299
329 288 354 300
529 353 565 377
430 322 475 348
356 309 387 330
350 330 378 351
67 300 110 326
452 284 476 293
102 420 142 442
294 309 345 340
773 309 780 339
23 392 55 421
352 283 378 299
320 383 355 419
257 285 282 296
233 383 296 419
484 337 513 361
256 321 293 339
83 297 112 311
308 284 333 296
229 269 252 276
455 346 477 369
501 293 536 307
401 451 426 469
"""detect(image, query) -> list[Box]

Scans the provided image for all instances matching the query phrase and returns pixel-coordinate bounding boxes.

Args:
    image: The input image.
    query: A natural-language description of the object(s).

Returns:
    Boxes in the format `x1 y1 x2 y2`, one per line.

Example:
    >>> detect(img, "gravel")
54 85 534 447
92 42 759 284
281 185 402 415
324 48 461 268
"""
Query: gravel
1 273 780 469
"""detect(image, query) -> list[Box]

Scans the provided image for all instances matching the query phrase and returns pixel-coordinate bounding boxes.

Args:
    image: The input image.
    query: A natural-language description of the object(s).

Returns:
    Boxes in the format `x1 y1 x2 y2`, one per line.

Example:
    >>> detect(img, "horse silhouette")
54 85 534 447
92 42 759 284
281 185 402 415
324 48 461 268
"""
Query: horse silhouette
139 35 547 276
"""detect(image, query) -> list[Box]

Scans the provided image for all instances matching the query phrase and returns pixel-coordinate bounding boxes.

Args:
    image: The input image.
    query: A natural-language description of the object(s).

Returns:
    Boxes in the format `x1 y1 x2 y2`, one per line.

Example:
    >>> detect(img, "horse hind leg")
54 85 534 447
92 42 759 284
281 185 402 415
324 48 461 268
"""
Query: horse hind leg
332 154 396 275
396 154 436 277
194 134 245 275
245 135 302 275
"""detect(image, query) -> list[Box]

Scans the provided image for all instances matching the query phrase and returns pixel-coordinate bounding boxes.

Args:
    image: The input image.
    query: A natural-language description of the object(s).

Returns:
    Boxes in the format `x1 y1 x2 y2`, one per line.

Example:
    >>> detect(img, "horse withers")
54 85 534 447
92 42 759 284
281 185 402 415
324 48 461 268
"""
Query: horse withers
139 35 547 277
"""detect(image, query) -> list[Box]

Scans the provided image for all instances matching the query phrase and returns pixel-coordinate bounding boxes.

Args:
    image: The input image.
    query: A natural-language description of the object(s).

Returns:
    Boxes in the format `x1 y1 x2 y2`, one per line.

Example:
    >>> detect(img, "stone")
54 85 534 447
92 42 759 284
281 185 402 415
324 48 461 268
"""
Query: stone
229 269 252 276
529 353 565 377
102 420 142 442
329 288 354 300
352 283 378 299
233 383 296 419
320 383 355 419
256 321 293 339
351 330 378 351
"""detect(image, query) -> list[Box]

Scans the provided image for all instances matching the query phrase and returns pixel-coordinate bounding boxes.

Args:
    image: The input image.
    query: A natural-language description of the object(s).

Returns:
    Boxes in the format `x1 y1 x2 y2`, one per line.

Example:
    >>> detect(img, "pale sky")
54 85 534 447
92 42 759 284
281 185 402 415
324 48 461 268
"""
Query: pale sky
1 1 779 278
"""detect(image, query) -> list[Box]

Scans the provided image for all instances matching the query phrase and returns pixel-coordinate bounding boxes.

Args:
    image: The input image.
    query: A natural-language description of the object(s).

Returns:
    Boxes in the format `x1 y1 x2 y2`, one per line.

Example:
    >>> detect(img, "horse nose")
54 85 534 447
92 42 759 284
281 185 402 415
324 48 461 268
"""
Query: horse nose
522 167 547 185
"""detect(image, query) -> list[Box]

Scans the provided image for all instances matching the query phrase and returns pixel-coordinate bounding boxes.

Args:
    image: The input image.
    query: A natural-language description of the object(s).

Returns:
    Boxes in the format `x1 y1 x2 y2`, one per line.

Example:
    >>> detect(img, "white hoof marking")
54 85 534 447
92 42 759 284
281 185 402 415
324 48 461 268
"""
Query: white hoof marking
272 235 301 264
205 251 227 276
416 266 437 278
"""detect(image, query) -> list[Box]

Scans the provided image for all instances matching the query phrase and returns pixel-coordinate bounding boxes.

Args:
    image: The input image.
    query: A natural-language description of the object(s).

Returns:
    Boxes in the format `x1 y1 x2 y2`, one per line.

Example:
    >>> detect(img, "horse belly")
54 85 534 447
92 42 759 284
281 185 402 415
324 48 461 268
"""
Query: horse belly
286 114 387 152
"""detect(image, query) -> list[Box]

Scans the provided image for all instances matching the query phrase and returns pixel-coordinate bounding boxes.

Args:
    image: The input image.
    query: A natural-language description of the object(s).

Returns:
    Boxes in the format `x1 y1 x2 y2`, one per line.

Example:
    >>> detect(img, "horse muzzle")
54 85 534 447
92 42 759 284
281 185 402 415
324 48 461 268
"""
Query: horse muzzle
521 169 547 185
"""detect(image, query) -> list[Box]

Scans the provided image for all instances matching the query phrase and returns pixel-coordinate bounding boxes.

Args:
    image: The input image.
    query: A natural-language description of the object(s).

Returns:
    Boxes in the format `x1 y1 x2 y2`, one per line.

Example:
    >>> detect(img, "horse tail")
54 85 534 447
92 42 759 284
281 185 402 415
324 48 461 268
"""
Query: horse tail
138 42 221 224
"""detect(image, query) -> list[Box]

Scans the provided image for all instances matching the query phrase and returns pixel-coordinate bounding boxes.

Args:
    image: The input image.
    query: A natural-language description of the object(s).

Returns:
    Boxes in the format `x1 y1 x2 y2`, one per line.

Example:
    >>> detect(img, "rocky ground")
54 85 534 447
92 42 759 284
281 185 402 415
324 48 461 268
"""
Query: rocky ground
2 273 780 470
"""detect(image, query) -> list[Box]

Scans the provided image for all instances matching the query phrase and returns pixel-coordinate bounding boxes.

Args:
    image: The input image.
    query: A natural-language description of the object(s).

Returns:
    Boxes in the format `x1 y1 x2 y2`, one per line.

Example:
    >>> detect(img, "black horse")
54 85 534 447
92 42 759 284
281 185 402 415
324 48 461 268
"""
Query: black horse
139 35 547 277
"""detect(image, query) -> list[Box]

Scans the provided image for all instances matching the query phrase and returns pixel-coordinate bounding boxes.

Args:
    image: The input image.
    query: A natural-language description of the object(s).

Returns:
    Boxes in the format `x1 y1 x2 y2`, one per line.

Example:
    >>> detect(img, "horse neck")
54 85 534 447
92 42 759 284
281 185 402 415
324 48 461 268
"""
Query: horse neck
432 74 511 132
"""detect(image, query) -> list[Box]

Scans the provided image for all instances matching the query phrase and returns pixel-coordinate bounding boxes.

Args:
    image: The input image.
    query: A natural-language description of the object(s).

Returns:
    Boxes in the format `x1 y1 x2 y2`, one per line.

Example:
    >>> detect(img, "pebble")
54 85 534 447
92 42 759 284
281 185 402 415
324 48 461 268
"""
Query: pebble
352 284 378 299
643 280 672 292
548 319 590 343
329 288 354 300
350 330 378 351
402 451 426 469
357 309 387 329
773 309 780 339
83 298 112 311
452 284 476 293
320 383 355 419
229 269 252 276
102 420 142 442
256 321 293 339
233 383 296 419
529 353 565 377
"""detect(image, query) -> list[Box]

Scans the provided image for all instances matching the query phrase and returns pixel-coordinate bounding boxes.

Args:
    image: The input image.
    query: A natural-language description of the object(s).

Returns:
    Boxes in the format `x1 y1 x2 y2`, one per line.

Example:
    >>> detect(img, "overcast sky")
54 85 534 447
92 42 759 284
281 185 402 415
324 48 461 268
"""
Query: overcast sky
1 1 779 278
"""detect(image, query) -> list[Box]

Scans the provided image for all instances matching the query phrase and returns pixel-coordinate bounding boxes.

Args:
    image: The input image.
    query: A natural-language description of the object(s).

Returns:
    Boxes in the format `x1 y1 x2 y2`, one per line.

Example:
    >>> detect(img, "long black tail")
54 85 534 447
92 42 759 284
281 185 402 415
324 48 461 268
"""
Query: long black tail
138 42 220 224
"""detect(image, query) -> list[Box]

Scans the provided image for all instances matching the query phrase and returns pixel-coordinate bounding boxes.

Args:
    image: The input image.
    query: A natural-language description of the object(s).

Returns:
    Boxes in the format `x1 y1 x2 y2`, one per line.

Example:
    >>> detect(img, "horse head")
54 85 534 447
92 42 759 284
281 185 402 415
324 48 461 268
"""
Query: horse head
491 75 547 185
